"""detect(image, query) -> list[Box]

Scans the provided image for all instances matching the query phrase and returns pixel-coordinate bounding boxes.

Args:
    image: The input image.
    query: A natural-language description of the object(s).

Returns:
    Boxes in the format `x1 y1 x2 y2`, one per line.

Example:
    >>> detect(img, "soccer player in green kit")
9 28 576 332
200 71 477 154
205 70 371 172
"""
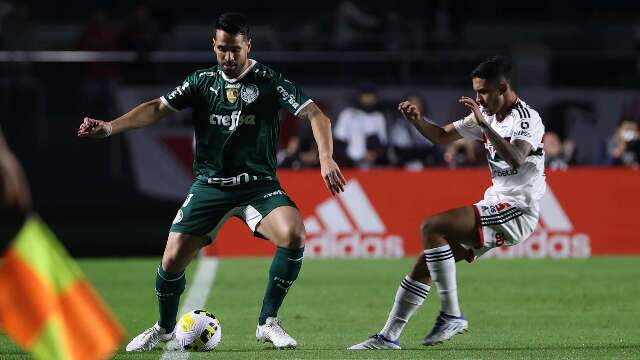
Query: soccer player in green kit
78 13 346 351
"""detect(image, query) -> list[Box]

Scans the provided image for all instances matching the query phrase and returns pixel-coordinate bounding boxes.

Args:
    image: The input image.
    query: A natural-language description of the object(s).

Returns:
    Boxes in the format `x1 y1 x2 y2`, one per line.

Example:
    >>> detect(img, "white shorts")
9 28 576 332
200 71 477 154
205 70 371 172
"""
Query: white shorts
464 197 538 260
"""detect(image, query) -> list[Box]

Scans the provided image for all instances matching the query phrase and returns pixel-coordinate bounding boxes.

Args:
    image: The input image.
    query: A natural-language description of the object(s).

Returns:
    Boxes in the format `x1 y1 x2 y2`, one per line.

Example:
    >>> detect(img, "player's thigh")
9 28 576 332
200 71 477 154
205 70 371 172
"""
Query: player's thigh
423 206 480 248
255 206 305 249
240 182 303 248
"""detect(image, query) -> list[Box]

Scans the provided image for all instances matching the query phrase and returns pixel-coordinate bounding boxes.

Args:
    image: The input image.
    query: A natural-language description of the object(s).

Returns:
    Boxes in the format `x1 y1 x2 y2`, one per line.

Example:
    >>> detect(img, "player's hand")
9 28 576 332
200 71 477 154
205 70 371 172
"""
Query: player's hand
0 151 31 210
320 157 346 196
398 101 422 123
459 97 488 128
77 117 112 138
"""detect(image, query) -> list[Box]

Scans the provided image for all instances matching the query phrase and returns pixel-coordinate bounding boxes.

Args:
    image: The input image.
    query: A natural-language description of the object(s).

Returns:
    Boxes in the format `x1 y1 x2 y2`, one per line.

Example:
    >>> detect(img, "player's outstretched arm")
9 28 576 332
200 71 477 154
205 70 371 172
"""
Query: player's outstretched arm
77 98 174 139
398 101 462 145
297 103 347 196
459 96 531 168
0 130 31 210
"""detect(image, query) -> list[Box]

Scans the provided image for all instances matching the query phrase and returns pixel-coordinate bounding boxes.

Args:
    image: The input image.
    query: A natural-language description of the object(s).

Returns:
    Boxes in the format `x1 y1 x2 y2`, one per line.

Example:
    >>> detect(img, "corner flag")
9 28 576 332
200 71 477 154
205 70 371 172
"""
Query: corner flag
0 215 124 360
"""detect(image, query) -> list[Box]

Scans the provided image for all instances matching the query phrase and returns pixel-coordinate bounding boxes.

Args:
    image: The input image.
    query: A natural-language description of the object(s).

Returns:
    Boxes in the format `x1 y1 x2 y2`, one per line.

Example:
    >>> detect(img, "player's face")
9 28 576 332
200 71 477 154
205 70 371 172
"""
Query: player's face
213 30 251 78
472 77 504 115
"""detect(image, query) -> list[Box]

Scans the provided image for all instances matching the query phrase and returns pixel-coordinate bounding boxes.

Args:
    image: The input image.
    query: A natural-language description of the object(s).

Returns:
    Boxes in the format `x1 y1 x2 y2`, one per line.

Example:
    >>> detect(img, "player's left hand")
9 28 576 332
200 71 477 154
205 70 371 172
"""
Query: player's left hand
320 157 346 195
459 97 488 128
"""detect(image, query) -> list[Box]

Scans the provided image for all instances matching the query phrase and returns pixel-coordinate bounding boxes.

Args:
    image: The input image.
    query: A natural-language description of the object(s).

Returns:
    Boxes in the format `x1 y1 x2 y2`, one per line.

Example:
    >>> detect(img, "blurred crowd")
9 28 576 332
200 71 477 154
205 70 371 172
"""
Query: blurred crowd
277 87 640 170
0 1 458 52
1 1 639 172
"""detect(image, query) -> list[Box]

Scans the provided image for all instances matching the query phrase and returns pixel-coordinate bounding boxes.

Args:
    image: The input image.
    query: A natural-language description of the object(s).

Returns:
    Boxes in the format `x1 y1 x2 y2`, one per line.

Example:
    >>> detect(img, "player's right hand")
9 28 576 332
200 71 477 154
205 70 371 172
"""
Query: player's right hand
398 101 422 123
77 117 112 138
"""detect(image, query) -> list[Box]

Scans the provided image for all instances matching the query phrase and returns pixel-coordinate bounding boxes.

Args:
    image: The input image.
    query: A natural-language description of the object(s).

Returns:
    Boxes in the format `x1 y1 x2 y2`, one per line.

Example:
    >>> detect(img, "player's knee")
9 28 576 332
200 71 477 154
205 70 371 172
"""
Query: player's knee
421 215 451 249
161 253 180 273
161 233 195 273
420 217 439 246
282 227 305 249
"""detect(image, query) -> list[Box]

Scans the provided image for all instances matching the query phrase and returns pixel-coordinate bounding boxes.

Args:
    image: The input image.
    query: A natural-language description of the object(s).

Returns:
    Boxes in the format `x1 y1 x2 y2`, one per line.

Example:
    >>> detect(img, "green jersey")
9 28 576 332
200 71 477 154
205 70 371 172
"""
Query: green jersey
160 59 312 185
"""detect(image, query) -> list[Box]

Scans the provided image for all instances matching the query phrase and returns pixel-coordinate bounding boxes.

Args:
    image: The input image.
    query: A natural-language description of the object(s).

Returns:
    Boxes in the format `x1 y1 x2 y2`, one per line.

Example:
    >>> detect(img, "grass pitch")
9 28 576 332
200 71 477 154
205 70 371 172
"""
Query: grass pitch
1 257 639 359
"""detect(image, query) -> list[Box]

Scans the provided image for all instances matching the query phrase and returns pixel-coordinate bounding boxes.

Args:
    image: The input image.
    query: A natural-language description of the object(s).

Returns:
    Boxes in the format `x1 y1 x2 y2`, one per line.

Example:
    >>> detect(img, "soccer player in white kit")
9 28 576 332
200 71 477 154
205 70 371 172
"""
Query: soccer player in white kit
350 56 546 349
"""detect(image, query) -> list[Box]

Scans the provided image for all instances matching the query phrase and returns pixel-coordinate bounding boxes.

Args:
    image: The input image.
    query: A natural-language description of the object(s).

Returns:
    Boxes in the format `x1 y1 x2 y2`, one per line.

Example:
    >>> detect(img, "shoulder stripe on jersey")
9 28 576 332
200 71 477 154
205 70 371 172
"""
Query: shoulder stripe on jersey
515 106 524 118
516 103 530 118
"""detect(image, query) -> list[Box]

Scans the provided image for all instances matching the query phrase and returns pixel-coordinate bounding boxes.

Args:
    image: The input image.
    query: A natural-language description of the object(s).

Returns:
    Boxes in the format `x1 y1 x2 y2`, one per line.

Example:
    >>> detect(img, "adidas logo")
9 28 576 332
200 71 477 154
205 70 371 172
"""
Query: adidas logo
303 180 404 258
304 180 590 259
484 187 591 259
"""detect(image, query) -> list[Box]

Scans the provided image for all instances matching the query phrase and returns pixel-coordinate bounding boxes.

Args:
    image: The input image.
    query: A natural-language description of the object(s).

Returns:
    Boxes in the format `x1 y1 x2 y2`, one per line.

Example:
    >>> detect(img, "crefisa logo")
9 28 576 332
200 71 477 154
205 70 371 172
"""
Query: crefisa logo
303 180 404 258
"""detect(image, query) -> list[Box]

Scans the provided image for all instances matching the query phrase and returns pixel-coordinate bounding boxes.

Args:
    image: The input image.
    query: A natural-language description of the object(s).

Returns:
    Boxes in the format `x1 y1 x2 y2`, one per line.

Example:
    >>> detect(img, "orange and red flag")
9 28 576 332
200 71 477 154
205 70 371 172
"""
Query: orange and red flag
0 215 124 360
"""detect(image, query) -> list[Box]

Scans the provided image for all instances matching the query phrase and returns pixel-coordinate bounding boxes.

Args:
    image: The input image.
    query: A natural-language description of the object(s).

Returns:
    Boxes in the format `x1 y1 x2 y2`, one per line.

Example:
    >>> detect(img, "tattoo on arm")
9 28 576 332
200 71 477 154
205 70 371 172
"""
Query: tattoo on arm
296 103 321 121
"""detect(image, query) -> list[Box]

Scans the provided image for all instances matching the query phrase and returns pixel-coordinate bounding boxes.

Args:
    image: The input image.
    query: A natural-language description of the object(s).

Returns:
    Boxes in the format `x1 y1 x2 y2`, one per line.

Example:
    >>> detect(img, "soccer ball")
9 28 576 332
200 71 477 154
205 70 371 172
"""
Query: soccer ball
175 310 222 351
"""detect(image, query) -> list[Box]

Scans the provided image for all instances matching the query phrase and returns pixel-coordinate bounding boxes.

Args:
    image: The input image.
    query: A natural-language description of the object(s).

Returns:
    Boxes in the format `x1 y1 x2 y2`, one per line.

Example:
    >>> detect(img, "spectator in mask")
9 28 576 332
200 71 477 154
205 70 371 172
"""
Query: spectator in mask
543 131 575 170
388 93 439 168
608 119 640 168
334 86 387 168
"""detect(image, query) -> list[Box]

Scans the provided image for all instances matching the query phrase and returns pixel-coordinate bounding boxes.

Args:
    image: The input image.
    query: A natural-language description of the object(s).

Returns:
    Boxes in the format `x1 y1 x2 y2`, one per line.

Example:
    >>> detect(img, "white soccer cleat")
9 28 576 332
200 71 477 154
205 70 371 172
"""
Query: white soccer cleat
422 312 468 346
255 317 297 349
348 334 401 350
125 322 175 352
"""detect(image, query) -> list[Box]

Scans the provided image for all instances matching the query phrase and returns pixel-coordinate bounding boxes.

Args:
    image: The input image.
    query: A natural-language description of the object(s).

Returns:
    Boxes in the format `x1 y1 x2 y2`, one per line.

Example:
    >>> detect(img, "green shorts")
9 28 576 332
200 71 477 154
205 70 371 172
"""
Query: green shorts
169 180 297 239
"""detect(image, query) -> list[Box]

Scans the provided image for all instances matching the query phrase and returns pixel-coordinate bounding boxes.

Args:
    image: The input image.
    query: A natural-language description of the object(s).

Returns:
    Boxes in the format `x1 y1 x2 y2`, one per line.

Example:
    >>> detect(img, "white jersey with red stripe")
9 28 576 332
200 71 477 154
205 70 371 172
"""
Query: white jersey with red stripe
453 99 546 212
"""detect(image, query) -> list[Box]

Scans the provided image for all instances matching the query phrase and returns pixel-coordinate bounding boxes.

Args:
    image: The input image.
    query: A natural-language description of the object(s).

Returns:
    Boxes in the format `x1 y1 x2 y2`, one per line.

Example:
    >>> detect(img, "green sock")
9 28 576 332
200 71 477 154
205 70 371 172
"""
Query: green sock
259 246 304 325
156 265 186 332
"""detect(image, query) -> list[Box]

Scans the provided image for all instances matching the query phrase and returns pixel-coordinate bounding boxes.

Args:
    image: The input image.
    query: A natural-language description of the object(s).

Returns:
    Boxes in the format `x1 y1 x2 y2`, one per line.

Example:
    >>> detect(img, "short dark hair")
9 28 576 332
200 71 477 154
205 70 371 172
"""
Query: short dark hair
470 56 512 83
215 12 250 39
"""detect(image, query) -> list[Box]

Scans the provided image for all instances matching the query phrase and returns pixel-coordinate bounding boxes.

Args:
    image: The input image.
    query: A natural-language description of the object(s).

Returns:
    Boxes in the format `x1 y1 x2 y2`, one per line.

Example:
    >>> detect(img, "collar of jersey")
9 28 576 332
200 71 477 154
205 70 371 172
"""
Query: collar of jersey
220 59 257 83
496 97 521 123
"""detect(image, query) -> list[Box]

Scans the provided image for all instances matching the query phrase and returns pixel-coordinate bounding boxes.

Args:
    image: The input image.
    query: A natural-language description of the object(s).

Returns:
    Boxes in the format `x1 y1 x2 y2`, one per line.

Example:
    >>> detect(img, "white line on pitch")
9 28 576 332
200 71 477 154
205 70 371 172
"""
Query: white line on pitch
160 256 219 360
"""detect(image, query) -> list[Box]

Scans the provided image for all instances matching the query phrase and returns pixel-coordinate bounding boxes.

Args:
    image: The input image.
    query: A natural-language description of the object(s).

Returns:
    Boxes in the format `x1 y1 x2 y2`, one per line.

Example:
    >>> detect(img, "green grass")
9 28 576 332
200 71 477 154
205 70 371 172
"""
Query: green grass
2 258 640 359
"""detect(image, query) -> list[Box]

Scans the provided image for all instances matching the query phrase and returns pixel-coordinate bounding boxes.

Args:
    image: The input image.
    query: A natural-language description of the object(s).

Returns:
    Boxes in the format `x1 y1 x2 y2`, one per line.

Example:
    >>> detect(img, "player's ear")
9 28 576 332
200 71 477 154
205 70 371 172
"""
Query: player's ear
498 80 508 95
245 37 252 53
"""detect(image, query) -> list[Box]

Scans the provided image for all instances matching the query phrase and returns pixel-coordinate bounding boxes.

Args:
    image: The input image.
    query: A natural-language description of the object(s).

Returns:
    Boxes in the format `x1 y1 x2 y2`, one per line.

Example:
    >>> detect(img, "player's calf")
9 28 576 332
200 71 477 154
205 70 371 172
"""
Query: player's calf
256 206 305 326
